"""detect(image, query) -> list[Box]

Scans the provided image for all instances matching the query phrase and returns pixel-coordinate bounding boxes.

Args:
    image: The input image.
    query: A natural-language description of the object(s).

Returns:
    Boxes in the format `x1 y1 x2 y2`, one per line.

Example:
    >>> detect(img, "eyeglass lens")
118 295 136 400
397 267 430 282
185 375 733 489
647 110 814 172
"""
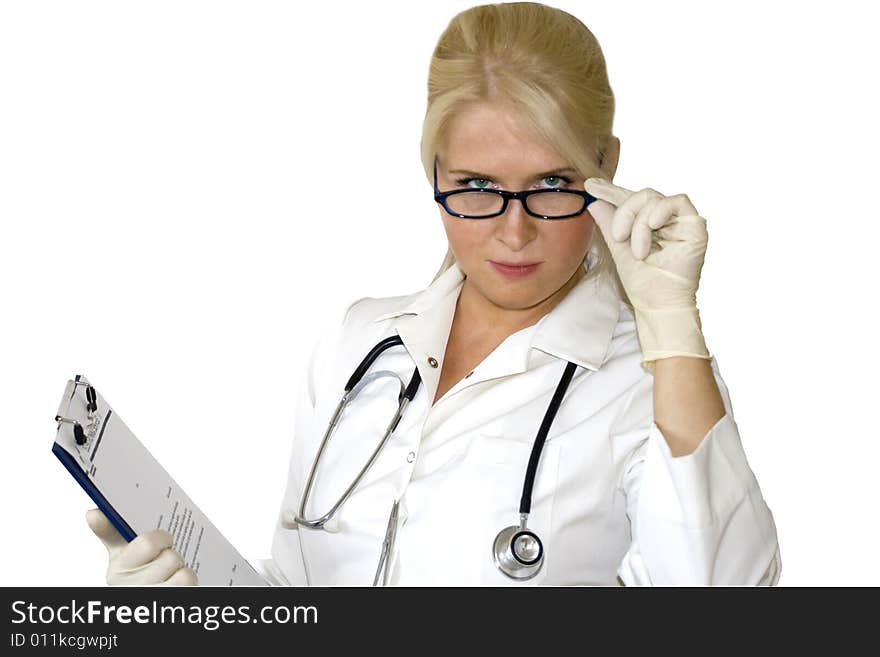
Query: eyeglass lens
445 191 584 218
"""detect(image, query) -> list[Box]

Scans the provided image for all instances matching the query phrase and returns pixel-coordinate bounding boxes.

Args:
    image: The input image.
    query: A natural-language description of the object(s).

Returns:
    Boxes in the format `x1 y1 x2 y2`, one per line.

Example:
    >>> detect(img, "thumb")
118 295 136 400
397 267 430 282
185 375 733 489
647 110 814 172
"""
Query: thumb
586 197 617 243
584 178 635 266
586 197 631 268
86 508 128 554
584 177 630 247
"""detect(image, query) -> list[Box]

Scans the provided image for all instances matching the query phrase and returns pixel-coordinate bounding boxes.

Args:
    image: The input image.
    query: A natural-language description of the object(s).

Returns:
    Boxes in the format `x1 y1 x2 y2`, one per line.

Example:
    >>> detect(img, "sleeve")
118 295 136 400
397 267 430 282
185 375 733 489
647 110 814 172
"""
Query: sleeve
614 356 782 586
254 296 369 586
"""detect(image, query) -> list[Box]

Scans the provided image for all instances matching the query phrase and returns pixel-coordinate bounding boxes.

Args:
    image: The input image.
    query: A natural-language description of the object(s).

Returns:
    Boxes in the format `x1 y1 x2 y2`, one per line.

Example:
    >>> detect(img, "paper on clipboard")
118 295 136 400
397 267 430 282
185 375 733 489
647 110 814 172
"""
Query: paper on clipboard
53 375 266 586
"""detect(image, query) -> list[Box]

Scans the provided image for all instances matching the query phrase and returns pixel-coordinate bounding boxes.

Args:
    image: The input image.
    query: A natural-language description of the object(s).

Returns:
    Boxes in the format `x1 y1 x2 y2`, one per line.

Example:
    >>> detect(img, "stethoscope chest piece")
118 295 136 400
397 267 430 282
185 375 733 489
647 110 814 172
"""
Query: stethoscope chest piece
493 523 544 580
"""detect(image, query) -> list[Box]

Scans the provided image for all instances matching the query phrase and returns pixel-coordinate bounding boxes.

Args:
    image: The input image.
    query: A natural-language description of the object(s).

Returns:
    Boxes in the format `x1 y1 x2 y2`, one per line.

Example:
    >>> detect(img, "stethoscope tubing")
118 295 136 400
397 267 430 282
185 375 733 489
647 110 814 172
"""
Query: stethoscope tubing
519 360 578 515
345 335 422 403
295 335 421 529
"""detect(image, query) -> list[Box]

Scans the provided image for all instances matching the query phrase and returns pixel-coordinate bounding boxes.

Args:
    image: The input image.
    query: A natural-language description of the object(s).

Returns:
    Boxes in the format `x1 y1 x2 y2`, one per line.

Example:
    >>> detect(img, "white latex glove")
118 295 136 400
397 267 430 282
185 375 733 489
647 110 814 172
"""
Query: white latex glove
584 178 711 366
86 508 197 586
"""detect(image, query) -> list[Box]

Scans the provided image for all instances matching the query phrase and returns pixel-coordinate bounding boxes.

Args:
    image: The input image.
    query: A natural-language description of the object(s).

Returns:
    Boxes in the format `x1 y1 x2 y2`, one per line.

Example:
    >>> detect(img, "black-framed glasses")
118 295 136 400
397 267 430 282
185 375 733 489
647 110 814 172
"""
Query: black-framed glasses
433 155 598 220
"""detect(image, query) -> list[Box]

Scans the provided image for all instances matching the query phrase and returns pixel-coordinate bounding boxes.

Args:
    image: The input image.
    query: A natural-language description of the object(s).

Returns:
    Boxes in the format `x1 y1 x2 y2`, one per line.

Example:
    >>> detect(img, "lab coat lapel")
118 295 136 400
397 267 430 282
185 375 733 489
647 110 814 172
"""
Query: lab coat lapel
448 326 533 389
394 304 456 409
529 269 622 372
377 263 466 409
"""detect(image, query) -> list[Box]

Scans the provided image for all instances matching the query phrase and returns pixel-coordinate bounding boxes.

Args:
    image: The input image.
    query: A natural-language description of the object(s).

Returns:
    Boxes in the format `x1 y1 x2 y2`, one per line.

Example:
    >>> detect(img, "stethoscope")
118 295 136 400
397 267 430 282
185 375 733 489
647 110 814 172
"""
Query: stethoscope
289 334 578 581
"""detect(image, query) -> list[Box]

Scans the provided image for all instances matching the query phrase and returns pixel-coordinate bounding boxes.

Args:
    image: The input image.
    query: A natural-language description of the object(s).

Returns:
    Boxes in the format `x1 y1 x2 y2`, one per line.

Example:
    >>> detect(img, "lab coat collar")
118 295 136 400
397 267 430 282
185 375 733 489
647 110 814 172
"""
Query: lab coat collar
371 261 466 324
371 256 622 373
530 263 622 371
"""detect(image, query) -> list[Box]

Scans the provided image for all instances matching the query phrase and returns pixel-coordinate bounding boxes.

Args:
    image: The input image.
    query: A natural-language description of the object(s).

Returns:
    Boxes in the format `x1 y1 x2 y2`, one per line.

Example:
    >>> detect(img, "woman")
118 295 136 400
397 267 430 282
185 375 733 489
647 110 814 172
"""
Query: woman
87 2 781 586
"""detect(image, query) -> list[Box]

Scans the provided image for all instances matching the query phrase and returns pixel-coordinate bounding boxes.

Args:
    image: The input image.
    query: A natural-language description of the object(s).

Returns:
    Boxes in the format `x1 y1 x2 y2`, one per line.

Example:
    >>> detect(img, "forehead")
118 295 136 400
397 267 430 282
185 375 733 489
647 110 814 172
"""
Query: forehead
442 103 568 170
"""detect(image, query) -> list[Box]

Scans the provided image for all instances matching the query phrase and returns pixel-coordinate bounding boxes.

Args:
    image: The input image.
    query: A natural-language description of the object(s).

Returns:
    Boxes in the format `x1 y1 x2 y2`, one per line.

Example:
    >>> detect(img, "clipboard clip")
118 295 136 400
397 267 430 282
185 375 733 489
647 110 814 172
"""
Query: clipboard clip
55 378 99 446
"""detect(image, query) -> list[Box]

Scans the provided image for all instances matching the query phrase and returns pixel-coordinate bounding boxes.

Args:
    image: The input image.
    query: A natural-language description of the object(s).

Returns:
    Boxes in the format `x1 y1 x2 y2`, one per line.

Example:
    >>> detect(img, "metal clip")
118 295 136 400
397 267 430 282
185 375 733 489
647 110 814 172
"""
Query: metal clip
54 378 98 446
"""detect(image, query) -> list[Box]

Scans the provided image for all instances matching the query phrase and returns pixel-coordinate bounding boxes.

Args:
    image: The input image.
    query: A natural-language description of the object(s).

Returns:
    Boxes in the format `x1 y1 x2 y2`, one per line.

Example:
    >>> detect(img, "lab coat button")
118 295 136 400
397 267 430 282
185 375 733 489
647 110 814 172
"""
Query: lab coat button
406 451 416 463
427 356 439 368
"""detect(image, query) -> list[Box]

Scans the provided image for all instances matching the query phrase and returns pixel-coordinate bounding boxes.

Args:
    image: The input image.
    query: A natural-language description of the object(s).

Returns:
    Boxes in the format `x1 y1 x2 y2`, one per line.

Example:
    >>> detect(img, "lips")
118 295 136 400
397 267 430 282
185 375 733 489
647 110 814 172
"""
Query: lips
489 260 543 278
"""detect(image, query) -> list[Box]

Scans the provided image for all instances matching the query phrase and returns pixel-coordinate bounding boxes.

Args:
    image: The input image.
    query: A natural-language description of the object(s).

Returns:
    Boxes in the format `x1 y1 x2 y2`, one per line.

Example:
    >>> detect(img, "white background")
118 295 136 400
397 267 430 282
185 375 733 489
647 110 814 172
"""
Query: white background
2 0 877 586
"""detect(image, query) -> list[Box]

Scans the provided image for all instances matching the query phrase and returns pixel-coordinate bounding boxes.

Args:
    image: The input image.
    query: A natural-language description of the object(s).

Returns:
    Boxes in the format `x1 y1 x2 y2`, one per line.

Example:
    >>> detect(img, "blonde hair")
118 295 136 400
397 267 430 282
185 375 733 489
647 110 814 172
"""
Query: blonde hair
421 2 627 303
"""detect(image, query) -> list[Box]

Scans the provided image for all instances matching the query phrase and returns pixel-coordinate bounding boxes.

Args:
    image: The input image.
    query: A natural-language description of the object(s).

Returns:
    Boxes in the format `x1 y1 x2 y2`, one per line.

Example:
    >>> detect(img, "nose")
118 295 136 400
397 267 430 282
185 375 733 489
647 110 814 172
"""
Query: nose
494 197 538 252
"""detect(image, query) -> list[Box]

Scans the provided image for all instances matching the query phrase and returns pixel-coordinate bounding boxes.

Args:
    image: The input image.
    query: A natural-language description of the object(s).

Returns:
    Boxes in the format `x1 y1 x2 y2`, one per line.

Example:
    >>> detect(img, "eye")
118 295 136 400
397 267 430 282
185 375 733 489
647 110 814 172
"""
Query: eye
455 177 495 189
538 175 573 189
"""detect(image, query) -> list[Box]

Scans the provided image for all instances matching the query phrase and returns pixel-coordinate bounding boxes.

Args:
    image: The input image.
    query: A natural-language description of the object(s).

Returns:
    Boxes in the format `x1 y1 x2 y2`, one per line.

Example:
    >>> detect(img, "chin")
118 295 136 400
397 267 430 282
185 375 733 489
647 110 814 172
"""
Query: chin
484 281 550 309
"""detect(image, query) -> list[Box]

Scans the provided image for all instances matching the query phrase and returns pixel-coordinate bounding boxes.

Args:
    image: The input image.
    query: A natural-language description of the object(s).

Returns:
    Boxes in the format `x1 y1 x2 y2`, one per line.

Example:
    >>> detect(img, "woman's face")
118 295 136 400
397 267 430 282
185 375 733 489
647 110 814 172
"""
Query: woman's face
436 102 596 315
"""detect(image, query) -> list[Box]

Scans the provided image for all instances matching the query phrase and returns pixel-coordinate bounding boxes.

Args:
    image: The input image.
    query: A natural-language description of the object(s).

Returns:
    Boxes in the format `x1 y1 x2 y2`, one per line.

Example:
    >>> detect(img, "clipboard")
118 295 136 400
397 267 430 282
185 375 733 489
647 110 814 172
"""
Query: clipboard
53 375 266 586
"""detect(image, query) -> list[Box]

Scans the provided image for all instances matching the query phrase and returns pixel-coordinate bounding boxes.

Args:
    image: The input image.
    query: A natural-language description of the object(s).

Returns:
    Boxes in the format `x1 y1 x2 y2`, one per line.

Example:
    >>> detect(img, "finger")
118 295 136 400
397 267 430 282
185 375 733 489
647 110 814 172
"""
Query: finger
114 529 174 571
108 547 184 586
130 548 186 584
647 193 699 229
86 508 128 553
583 178 634 208
163 567 198 586
646 196 676 230
631 209 654 260
587 198 630 264
611 188 663 243
658 214 709 246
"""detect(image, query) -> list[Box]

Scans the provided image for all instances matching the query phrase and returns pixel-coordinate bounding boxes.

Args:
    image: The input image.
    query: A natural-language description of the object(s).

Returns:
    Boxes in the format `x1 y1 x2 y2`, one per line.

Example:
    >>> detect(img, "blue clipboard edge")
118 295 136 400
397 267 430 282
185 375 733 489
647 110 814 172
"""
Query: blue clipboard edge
52 374 137 543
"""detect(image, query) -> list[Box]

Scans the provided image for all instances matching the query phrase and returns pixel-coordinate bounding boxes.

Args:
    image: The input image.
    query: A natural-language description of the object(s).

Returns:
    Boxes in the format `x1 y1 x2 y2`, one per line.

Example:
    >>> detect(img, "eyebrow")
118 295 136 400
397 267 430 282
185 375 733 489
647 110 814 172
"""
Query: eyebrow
448 166 580 179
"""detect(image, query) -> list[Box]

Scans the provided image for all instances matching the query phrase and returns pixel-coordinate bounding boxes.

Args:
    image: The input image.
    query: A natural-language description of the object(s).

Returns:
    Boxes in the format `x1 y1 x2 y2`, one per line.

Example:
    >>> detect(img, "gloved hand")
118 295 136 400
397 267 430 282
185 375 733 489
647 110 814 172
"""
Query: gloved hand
584 178 711 366
86 508 198 586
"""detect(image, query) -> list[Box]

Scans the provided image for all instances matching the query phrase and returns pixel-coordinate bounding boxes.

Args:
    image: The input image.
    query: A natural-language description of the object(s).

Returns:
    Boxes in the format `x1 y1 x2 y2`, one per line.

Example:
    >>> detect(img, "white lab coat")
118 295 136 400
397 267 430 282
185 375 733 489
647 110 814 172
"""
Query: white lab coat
258 259 781 586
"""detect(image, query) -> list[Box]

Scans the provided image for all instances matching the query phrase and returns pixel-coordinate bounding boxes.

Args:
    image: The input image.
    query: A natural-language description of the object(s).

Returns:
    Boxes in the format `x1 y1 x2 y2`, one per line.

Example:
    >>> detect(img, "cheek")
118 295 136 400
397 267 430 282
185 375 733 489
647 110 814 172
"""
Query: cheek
546 218 595 260
441 215 493 260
